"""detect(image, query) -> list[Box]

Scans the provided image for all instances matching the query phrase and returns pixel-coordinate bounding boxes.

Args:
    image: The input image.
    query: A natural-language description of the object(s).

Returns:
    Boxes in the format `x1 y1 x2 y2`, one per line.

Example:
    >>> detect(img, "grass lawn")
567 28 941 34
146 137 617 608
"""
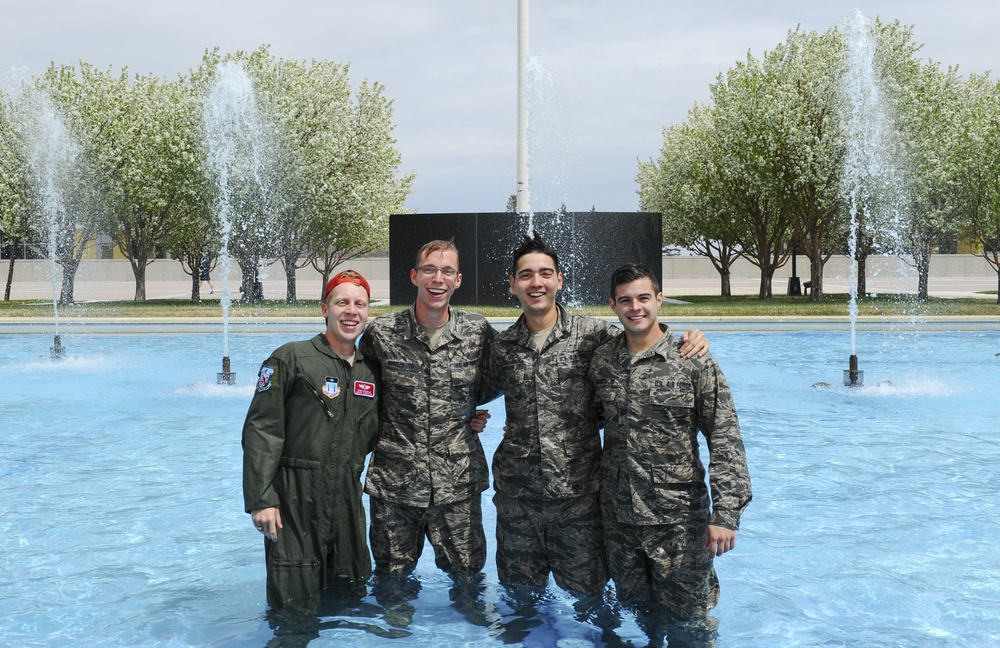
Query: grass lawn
1 293 997 319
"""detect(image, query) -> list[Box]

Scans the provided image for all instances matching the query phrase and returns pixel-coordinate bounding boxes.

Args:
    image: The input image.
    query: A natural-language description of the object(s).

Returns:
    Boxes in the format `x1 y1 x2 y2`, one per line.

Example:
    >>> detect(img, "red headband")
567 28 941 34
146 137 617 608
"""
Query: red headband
323 270 371 300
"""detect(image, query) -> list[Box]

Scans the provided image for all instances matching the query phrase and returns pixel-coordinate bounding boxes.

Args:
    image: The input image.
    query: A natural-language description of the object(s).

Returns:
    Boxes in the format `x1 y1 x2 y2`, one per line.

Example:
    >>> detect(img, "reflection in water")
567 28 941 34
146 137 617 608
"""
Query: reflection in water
264 581 411 647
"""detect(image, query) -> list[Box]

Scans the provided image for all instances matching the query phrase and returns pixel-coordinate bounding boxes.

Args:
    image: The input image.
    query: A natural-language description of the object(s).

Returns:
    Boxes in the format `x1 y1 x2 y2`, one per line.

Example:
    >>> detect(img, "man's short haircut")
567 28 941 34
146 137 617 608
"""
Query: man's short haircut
511 230 560 275
415 239 459 269
610 262 661 299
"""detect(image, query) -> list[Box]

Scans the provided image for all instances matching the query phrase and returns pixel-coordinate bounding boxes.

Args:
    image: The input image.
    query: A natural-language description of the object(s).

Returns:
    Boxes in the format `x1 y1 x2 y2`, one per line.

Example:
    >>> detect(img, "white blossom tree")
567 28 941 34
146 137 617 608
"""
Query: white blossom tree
638 104 743 297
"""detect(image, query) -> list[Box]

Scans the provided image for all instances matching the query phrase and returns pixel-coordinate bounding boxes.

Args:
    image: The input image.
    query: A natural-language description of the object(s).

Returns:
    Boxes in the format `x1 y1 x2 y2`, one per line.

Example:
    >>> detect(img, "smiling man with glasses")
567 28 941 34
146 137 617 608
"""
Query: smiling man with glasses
359 239 499 623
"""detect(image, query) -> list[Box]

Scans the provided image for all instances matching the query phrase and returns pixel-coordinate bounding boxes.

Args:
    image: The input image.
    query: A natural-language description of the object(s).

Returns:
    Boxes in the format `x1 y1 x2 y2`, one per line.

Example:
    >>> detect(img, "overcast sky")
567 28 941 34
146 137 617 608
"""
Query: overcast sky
2 1 998 215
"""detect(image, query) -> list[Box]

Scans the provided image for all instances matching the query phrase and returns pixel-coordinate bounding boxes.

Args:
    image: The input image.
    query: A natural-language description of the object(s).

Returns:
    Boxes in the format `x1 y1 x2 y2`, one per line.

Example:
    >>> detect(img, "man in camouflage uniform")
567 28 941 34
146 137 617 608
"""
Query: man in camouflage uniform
487 233 708 598
242 270 379 613
360 240 498 585
590 263 751 646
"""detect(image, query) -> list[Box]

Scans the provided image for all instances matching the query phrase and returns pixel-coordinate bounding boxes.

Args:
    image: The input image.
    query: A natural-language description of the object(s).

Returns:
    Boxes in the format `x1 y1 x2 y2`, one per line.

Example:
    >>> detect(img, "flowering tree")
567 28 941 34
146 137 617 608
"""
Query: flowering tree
47 63 206 301
0 94 37 300
894 60 967 300
638 104 743 297
195 46 412 303
306 77 413 298
12 67 101 305
950 73 1000 303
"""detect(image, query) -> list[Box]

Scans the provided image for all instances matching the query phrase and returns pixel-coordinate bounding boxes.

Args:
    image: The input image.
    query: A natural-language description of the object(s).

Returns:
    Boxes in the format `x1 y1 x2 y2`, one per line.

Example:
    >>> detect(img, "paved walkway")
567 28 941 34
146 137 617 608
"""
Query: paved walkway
4 274 997 302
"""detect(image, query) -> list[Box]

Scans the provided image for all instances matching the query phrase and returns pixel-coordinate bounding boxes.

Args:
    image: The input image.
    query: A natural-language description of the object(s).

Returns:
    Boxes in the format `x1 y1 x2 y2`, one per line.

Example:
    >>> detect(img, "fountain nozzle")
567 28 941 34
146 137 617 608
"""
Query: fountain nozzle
51 334 64 359
844 354 864 387
218 355 236 385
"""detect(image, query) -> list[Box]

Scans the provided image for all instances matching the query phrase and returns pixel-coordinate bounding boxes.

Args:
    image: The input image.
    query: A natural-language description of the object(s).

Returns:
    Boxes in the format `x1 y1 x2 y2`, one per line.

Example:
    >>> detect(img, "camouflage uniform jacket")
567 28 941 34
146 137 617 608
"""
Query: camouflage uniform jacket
360 306 499 507
589 324 751 529
242 334 380 586
488 304 618 501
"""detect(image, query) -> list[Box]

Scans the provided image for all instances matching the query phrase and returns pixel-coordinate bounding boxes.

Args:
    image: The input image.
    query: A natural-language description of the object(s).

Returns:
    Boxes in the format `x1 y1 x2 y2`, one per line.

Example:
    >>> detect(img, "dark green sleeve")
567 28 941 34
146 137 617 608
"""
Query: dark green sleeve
241 353 291 513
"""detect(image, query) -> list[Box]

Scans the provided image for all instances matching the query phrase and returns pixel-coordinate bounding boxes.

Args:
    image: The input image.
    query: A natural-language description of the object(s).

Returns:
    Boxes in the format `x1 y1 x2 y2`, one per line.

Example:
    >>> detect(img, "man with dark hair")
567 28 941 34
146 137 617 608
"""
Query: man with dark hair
360 240 497 596
487 233 709 602
242 270 379 612
591 262 751 645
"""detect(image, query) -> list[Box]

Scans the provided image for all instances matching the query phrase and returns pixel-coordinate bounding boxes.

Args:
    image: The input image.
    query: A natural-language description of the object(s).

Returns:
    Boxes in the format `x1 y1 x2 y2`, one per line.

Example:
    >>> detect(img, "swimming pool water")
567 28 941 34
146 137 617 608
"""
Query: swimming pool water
1 329 998 646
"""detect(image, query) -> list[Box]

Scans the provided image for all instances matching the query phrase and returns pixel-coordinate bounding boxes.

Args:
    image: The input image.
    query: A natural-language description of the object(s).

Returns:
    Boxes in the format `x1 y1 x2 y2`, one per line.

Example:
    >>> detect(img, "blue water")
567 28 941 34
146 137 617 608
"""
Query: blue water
2 330 999 646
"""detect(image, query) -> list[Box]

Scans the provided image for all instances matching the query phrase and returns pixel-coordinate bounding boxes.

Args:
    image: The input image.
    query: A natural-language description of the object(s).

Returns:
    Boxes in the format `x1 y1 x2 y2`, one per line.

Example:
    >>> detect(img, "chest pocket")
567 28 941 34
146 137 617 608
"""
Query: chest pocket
497 356 529 391
642 376 695 409
593 376 624 408
451 358 478 388
553 350 590 381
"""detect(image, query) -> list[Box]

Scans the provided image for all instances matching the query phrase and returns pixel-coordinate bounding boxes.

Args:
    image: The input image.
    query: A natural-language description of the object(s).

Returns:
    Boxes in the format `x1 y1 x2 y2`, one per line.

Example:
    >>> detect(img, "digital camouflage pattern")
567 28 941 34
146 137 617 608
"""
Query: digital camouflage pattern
360 306 499 507
589 323 751 530
493 492 607 594
369 495 486 578
603 507 720 617
487 304 618 501
242 334 380 610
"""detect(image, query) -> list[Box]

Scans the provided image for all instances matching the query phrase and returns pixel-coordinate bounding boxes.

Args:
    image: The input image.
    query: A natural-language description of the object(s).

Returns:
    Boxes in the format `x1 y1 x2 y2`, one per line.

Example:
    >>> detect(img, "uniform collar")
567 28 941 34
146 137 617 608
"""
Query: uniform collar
404 304 459 346
311 332 364 362
512 302 571 350
614 323 674 363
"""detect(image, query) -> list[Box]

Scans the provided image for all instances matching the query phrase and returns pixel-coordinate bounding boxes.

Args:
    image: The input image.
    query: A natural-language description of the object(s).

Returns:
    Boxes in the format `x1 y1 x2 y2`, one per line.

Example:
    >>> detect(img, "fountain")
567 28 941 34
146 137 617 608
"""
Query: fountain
202 61 269 385
4 74 78 359
840 11 910 387
841 11 879 386
388 0 663 306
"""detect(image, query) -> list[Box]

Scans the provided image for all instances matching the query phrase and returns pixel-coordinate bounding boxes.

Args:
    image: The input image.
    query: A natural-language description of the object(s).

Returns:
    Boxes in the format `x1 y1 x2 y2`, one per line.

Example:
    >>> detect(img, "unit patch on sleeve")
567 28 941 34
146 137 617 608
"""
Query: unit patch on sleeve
323 376 341 399
353 381 376 398
256 366 275 392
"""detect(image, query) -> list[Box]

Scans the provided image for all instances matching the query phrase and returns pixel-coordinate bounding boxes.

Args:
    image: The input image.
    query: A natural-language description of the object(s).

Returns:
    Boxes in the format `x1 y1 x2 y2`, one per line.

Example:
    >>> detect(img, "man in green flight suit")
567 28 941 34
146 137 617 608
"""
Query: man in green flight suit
242 269 380 612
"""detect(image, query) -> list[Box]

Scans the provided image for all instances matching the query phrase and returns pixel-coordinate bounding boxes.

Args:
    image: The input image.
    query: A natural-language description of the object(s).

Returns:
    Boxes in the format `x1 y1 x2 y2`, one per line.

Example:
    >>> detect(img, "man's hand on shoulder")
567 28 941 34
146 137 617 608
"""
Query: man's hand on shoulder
679 329 709 359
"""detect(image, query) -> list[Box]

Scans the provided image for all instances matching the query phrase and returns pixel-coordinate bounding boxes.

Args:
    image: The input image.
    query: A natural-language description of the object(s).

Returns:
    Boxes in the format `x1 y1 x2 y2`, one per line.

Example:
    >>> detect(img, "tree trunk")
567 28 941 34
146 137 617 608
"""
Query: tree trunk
320 271 331 301
239 260 263 304
59 257 81 306
4 239 17 301
133 262 147 301
808 261 824 302
192 270 201 301
757 273 773 300
915 252 930 301
283 252 297 304
856 253 867 299
720 270 732 298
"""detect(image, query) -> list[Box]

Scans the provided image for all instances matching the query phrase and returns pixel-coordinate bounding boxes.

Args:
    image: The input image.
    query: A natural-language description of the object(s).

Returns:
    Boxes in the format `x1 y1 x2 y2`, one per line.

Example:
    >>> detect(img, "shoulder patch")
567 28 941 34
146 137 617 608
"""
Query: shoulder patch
323 376 341 399
256 366 275 392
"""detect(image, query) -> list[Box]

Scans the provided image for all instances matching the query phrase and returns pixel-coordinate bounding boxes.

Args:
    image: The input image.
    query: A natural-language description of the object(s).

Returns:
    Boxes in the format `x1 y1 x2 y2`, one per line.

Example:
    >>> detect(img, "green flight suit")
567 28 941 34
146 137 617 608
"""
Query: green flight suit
242 333 380 610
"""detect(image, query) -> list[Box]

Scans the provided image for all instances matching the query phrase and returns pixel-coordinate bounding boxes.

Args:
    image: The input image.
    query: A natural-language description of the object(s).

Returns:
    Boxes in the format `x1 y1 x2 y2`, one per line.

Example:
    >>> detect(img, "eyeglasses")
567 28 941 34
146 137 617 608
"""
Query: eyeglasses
414 266 458 278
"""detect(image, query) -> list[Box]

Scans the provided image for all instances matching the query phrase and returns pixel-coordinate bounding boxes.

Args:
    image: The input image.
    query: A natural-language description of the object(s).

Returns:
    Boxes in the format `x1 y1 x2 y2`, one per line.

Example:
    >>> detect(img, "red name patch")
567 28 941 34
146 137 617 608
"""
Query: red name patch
353 381 376 398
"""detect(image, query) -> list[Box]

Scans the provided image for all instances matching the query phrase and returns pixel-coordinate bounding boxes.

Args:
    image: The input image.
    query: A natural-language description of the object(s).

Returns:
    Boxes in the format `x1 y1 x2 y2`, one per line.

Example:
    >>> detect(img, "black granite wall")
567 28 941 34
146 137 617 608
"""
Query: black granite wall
388 212 662 306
